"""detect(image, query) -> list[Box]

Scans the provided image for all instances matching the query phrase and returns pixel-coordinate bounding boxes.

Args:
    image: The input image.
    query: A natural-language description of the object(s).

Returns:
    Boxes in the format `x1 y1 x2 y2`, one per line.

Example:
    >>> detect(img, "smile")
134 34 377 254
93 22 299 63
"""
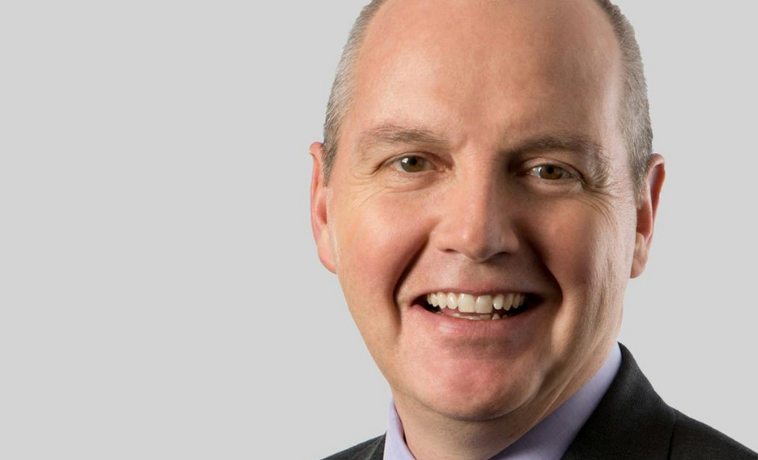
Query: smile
421 292 532 321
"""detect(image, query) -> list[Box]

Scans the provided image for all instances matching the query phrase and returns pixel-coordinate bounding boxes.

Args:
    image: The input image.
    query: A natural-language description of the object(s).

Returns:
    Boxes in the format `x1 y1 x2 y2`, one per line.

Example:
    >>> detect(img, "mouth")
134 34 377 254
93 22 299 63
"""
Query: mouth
415 292 536 321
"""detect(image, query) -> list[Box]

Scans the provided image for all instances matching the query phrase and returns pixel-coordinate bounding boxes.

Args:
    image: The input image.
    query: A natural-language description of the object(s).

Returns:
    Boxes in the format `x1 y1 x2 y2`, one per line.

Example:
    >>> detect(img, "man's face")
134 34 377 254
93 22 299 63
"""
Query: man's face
312 0 662 424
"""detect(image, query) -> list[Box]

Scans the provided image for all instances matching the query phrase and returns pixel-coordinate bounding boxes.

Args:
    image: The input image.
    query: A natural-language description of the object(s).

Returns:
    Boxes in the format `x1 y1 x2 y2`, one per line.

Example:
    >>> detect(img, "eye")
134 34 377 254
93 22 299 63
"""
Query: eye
528 164 573 180
392 155 433 173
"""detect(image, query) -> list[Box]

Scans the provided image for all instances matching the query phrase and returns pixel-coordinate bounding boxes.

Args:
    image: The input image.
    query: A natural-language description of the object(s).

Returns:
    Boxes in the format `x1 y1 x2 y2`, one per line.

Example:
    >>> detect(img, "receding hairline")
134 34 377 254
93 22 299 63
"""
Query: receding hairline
322 0 652 200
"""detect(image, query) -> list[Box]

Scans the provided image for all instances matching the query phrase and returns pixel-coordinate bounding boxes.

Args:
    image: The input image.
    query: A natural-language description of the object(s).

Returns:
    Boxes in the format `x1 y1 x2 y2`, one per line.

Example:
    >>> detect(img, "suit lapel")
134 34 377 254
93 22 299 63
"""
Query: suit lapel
561 344 676 460
357 435 385 460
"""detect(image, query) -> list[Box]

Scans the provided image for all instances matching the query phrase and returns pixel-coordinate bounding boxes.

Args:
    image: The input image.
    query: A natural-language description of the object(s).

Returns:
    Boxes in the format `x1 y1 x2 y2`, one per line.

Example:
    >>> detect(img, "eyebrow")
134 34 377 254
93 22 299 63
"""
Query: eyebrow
510 133 613 184
355 123 450 155
508 133 607 163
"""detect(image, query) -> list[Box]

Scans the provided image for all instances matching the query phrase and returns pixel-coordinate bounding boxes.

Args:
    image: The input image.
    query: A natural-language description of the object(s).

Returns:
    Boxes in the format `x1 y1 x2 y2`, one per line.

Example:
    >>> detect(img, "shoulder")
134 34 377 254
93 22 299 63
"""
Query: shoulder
670 410 757 460
563 344 756 459
320 435 386 460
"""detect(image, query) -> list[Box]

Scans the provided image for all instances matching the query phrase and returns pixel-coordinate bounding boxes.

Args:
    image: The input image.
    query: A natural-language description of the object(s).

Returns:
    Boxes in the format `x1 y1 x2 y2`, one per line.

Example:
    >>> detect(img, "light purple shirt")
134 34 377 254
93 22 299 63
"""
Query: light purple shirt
384 343 622 460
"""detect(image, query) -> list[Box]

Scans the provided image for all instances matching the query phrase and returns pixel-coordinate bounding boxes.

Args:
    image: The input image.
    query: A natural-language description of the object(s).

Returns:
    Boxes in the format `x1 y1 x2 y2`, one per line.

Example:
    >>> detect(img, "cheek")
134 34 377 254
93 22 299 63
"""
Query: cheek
524 200 632 337
537 199 632 280
332 192 431 339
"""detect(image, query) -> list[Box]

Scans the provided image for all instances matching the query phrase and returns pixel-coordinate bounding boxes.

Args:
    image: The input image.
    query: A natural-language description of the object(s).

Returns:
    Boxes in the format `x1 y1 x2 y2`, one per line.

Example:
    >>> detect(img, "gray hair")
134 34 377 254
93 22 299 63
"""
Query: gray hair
321 0 653 200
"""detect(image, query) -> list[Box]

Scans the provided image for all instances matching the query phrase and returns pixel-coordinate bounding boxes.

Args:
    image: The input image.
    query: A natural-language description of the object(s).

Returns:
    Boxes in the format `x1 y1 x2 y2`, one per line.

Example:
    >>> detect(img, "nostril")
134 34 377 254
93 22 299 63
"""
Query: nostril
433 218 520 263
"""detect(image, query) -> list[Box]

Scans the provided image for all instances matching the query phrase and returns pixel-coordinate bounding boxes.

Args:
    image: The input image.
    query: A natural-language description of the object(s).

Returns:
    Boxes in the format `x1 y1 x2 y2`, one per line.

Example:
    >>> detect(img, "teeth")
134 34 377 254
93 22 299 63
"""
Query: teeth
425 291 529 320
428 293 437 307
437 292 448 309
475 295 493 314
447 293 458 309
458 294 475 313
503 293 514 311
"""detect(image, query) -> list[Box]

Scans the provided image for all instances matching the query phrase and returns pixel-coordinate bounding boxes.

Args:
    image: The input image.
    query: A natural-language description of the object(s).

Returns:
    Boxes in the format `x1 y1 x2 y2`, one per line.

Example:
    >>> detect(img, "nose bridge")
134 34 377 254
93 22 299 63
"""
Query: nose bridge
434 161 519 262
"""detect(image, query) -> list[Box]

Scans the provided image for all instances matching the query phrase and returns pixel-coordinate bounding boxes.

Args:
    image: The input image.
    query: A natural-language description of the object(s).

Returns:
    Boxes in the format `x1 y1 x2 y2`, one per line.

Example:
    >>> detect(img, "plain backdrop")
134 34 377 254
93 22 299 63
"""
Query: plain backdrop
1 1 756 459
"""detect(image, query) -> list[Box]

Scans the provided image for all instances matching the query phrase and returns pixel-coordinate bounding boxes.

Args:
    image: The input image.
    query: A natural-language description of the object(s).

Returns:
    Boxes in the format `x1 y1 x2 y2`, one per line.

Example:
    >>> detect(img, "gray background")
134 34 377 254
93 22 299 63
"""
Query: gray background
0 1 755 458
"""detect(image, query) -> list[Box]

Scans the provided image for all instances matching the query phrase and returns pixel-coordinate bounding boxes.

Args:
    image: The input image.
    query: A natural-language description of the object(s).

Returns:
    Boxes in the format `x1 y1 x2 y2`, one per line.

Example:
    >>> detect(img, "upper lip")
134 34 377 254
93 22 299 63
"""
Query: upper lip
395 269 549 307
419 287 530 296
405 285 542 305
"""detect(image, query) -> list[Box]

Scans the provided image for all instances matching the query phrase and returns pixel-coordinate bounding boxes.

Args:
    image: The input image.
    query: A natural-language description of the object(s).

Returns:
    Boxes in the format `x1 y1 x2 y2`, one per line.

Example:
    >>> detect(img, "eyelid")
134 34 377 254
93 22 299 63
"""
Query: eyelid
524 160 582 181
387 153 437 172
529 164 571 178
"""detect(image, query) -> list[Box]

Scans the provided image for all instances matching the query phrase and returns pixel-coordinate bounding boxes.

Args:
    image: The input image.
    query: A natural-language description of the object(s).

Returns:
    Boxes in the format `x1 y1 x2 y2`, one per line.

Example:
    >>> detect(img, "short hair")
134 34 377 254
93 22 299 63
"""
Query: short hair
321 0 653 201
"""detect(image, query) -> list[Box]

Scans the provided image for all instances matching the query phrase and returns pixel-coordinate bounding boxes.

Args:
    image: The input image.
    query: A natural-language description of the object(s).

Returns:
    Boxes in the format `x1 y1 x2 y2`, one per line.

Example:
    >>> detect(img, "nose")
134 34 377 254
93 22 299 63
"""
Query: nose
432 167 520 263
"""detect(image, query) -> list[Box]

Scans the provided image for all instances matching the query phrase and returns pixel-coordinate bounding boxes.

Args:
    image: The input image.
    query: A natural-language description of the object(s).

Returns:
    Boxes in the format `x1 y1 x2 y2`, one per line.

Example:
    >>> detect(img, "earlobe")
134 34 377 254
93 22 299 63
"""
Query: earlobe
630 233 648 278
631 154 666 278
310 142 336 273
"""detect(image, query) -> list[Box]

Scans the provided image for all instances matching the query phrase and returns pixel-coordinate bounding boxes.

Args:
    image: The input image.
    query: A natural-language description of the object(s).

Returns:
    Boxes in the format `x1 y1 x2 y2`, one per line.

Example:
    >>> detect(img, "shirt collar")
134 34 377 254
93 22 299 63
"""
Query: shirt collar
384 343 622 460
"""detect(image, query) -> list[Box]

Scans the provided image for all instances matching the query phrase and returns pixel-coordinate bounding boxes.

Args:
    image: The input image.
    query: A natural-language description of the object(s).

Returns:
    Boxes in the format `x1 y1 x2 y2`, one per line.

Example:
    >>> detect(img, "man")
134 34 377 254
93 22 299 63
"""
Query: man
309 0 757 459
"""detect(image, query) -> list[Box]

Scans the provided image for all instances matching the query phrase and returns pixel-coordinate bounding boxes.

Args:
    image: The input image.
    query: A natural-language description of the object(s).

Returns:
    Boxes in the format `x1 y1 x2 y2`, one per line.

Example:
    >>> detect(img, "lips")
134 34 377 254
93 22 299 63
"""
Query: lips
417 291 534 321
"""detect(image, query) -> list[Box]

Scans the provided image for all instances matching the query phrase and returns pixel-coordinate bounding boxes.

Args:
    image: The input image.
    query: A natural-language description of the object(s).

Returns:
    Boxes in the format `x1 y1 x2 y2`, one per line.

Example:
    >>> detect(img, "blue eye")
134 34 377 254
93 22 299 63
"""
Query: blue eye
393 156 431 173
529 164 572 180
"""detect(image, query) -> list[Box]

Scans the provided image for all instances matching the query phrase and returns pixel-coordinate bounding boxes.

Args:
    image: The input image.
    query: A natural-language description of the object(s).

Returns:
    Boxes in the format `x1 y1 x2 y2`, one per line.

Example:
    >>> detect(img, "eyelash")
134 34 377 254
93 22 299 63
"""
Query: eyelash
386 155 581 185
527 164 575 181
389 155 435 173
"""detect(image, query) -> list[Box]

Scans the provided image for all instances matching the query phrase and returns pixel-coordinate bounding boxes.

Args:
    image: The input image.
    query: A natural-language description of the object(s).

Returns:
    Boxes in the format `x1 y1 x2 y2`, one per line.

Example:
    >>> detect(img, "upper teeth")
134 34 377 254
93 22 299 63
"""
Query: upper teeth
426 292 526 314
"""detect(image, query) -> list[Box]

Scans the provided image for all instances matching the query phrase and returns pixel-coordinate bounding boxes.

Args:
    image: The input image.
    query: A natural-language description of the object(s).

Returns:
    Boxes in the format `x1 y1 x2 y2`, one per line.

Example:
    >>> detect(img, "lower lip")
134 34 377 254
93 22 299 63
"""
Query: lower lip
406 300 543 341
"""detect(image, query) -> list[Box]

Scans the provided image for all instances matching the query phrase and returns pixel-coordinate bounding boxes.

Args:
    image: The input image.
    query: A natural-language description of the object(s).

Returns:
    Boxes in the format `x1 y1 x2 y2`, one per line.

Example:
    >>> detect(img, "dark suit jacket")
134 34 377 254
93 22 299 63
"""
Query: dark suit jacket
322 344 756 459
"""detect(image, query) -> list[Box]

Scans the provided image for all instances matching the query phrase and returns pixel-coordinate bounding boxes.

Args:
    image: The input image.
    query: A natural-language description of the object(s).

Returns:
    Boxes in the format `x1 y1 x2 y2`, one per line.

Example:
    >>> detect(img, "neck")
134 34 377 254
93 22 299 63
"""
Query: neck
396 401 540 460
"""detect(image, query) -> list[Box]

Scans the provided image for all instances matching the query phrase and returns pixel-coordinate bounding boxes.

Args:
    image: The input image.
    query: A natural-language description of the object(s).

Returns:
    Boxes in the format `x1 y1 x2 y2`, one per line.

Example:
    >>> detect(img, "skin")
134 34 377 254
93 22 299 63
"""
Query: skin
310 0 665 459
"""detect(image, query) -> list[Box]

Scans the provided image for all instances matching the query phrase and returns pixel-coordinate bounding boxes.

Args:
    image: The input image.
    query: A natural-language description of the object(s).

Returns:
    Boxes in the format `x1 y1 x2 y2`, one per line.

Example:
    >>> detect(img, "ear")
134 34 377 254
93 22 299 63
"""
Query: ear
631 154 666 278
310 142 336 273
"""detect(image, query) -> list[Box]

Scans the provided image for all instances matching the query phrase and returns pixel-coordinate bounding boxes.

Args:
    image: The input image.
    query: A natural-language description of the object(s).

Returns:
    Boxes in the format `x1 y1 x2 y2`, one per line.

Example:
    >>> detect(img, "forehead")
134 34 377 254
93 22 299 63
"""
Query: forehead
342 0 623 155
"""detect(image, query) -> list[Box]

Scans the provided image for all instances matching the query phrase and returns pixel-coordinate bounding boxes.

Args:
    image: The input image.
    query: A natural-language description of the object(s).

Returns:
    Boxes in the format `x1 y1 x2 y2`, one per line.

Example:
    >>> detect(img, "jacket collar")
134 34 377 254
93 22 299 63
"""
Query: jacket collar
561 343 676 460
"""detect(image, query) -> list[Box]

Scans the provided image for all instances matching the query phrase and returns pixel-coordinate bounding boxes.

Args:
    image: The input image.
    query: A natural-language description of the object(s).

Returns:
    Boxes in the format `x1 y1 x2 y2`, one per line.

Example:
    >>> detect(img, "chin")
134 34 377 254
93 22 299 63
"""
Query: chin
398 359 543 423
418 385 531 422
